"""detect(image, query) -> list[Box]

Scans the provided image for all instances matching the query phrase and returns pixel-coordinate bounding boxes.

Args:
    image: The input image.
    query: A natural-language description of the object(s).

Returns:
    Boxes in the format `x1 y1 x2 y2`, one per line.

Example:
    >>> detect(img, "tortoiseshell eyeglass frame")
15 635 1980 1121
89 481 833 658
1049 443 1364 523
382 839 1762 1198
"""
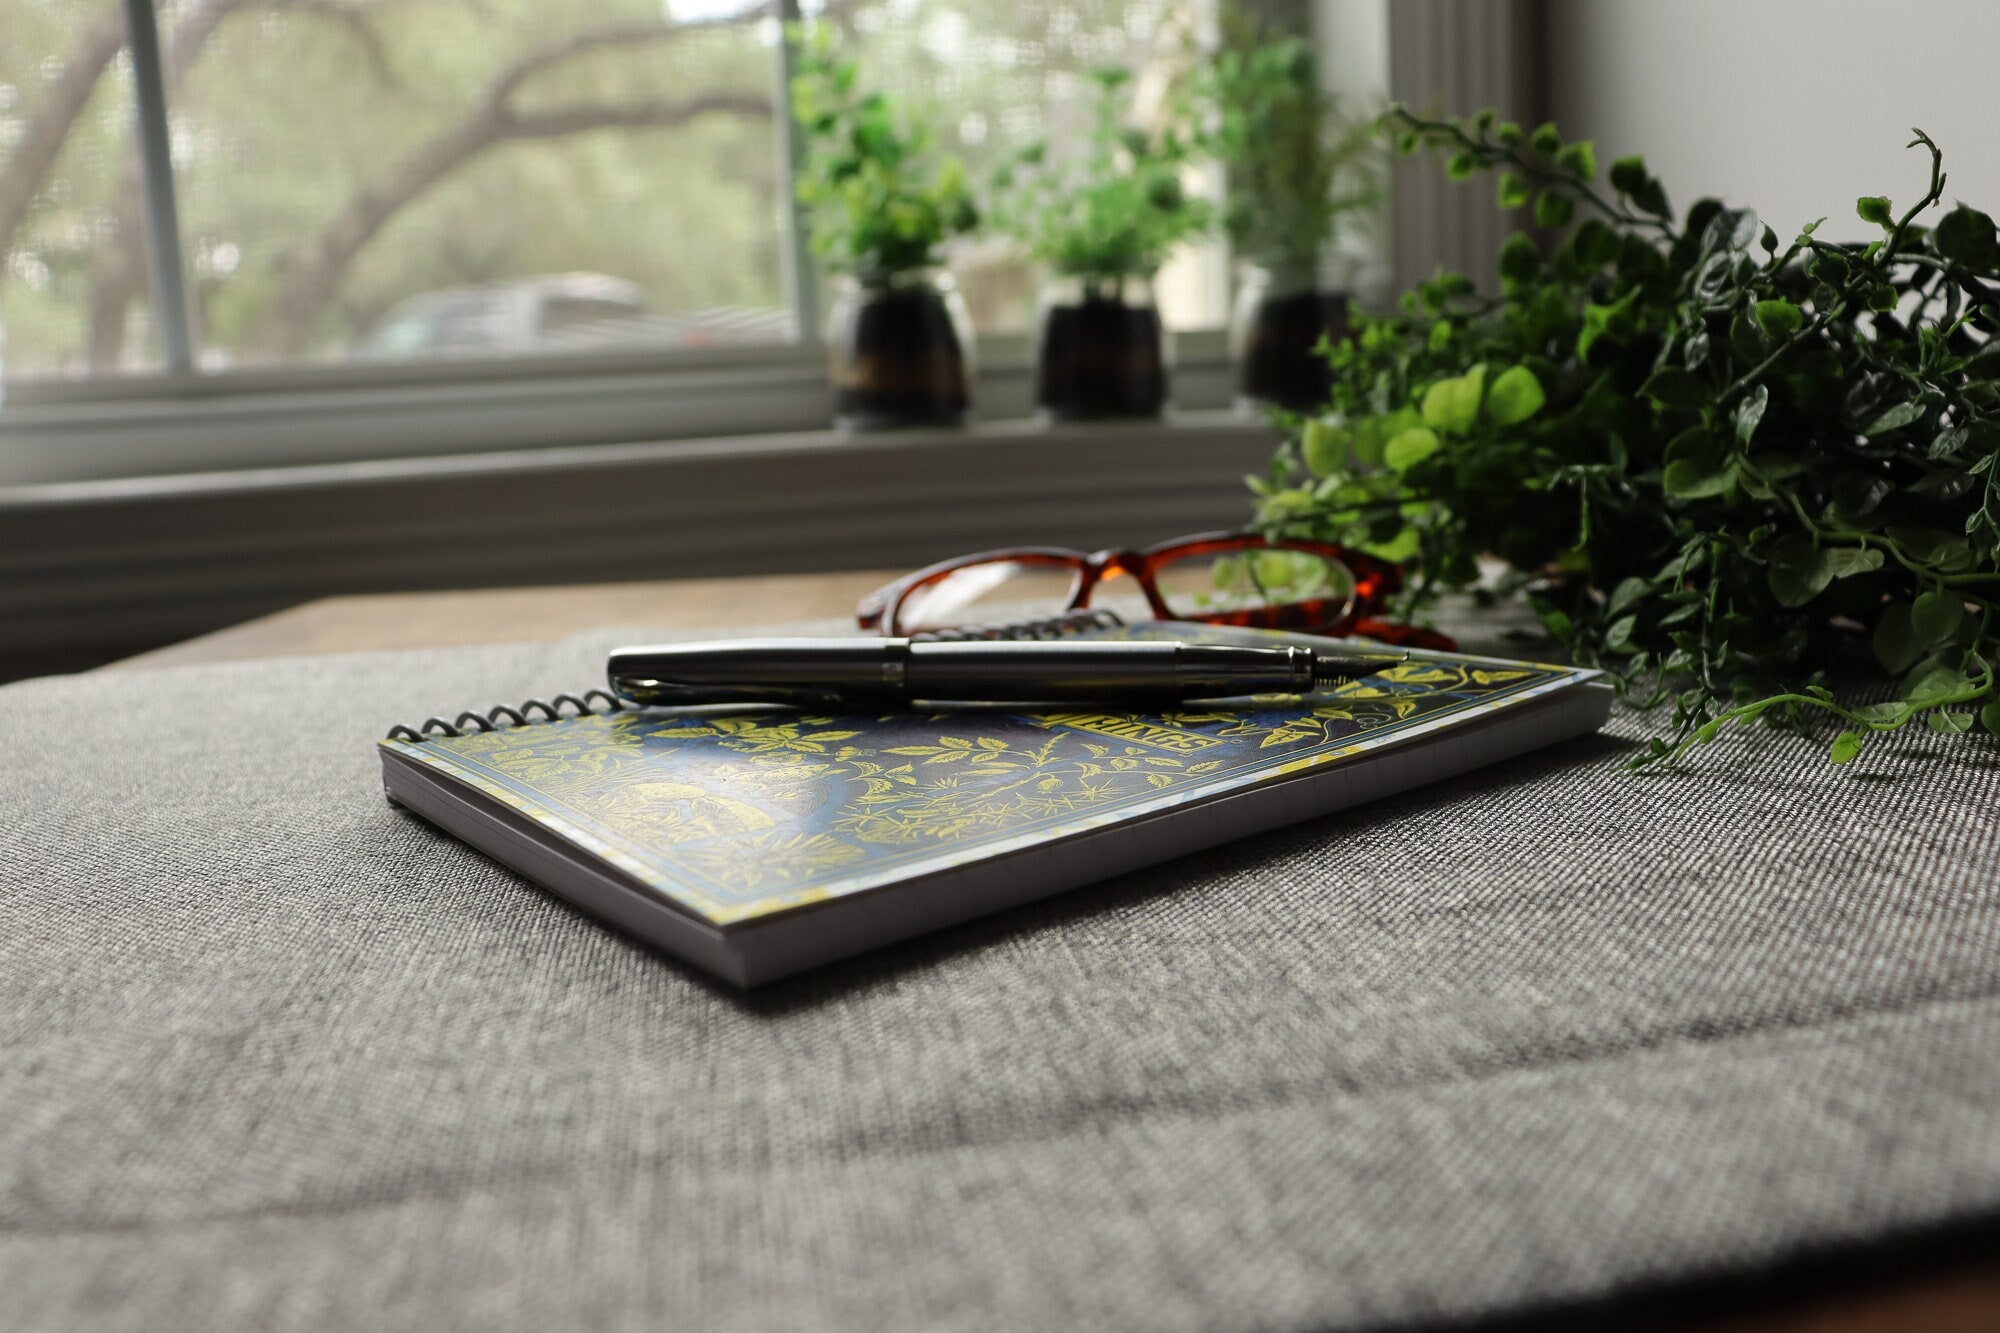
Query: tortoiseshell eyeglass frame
856 530 1457 650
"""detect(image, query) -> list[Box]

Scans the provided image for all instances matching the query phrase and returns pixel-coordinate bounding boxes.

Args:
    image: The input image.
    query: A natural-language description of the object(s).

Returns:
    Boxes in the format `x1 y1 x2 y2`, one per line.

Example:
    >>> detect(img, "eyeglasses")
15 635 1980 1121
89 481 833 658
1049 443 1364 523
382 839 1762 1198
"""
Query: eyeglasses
857 530 1456 649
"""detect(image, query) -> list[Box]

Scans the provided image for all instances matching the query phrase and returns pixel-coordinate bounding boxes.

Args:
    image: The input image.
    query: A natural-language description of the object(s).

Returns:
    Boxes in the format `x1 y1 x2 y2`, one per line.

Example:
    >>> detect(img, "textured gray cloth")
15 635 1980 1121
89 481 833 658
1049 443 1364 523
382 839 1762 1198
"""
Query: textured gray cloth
3 622 1999 1332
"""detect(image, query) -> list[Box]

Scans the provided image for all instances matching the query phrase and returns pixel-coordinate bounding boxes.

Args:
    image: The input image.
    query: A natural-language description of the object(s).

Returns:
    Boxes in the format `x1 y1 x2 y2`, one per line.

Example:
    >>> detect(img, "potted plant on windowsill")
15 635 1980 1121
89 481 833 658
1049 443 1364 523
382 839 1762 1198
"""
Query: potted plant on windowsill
992 67 1210 422
1196 22 1378 414
791 29 980 431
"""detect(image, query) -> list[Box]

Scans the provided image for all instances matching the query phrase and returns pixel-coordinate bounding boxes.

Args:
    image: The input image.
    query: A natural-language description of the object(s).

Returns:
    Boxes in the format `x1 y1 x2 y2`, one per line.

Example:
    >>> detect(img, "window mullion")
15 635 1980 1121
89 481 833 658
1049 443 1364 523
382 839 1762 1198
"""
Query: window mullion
119 0 196 376
771 0 819 344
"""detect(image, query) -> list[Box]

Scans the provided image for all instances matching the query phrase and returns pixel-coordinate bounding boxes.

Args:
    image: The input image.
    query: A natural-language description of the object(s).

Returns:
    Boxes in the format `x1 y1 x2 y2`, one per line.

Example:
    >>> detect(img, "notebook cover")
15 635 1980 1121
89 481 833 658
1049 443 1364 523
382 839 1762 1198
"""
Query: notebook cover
379 624 1596 927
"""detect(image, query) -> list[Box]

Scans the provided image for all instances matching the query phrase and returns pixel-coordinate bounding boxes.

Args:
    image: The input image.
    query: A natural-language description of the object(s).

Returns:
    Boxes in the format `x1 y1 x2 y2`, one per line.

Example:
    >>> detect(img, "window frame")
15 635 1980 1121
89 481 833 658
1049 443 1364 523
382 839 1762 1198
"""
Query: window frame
0 0 1326 485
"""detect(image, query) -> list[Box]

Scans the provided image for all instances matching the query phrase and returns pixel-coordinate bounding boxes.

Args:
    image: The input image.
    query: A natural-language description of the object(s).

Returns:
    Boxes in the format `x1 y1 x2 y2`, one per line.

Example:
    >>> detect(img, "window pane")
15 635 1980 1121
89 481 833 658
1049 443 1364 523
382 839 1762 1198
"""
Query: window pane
0 0 161 382
169 0 790 369
834 0 1227 334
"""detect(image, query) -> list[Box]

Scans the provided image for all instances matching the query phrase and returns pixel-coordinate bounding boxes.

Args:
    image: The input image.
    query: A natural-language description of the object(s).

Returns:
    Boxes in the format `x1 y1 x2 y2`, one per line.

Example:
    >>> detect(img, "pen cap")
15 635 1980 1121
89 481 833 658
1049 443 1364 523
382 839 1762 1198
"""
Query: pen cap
608 639 907 707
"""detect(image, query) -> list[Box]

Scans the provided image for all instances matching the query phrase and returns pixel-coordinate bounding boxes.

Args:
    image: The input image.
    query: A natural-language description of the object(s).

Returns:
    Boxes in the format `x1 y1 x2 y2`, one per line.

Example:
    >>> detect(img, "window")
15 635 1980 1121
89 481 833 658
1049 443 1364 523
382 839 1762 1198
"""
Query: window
0 0 1239 390
1 0 163 378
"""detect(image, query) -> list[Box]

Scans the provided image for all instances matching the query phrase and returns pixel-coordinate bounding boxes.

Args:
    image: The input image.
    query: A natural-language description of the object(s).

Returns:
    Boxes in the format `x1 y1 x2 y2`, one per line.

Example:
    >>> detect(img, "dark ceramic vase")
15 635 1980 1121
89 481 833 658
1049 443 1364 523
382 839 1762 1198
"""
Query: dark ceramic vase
1230 261 1352 414
827 269 973 430
1032 273 1169 421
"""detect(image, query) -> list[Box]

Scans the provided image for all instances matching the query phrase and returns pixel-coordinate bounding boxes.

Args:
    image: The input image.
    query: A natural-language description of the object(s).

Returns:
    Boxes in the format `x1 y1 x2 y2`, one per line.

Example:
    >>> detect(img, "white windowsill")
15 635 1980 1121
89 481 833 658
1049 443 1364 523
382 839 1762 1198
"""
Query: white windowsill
0 328 1237 488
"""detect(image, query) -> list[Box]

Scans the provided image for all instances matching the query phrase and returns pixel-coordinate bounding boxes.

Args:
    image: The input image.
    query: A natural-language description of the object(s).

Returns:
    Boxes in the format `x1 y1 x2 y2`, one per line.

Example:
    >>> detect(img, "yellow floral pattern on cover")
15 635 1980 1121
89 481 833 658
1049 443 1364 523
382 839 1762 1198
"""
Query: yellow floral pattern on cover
384 629 1584 926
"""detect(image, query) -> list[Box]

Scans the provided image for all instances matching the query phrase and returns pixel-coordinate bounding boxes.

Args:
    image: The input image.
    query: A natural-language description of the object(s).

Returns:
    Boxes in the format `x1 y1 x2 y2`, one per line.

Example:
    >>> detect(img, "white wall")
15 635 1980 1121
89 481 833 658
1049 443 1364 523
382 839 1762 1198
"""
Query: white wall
1547 0 2000 243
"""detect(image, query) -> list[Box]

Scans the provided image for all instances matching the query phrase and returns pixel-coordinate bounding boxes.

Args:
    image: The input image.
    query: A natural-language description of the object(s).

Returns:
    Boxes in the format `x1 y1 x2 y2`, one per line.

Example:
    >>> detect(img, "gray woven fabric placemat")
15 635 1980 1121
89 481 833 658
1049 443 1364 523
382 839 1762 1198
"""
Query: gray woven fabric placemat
3 620 1998 1331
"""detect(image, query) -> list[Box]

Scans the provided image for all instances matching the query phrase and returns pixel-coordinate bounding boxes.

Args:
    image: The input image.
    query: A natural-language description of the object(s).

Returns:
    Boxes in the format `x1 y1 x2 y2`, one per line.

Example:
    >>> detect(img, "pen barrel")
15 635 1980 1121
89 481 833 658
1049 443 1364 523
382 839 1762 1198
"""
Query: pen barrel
608 638 1371 708
906 640 1189 705
906 641 1308 704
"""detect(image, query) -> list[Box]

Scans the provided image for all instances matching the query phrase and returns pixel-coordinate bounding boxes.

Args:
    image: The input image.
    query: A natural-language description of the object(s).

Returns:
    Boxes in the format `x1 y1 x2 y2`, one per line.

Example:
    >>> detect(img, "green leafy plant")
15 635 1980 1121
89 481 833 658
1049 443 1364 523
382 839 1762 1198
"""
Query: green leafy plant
1191 19 1377 275
789 28 979 279
1254 109 2000 768
989 66 1211 286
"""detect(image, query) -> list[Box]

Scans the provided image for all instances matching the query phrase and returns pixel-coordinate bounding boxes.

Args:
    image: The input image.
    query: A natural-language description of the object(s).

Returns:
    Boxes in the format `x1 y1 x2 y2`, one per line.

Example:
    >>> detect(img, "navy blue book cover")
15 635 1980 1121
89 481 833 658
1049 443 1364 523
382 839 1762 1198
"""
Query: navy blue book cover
383 625 1592 926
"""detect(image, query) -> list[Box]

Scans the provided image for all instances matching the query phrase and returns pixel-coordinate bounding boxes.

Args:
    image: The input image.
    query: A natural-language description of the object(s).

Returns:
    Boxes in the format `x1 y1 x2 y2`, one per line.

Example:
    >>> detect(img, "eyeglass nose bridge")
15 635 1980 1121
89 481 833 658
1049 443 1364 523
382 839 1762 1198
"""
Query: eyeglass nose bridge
1074 547 1172 617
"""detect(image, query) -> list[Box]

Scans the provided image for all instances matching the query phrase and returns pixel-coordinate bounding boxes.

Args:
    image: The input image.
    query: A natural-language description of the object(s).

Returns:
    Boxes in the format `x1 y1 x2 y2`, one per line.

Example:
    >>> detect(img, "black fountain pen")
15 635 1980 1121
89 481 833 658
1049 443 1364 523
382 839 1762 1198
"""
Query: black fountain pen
607 638 1405 710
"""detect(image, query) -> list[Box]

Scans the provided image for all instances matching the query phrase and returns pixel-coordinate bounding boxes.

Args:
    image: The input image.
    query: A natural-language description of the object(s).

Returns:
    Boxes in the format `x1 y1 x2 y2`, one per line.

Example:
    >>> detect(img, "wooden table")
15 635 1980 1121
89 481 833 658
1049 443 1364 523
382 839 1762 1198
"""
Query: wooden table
106 575 2000 1332
104 570 899 672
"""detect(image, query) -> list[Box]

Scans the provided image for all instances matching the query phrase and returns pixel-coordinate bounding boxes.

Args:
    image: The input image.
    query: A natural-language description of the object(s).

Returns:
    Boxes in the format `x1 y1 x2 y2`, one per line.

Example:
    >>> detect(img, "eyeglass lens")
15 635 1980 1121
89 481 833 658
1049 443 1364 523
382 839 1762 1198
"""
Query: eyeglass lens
893 560 1081 632
1152 547 1356 622
893 547 1358 633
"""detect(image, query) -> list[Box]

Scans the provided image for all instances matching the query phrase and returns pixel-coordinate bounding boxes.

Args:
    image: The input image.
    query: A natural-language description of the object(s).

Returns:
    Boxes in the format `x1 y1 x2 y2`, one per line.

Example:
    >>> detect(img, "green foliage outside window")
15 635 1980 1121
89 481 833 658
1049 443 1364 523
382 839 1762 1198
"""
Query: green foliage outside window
1255 109 2000 769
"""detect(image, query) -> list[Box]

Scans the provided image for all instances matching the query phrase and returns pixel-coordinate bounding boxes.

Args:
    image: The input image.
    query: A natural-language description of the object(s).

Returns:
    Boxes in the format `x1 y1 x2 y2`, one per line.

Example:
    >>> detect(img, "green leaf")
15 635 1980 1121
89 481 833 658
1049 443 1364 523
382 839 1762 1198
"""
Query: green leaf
1445 151 1479 181
1926 711 1975 734
1361 525 1422 564
1747 451 1807 482
1531 123 1562 156
1929 425 1971 460
1533 191 1575 228
1603 614 1638 652
1856 195 1894 227
1577 287 1640 360
1627 174 1671 219
1301 419 1349 477
1384 426 1442 472
1663 458 1737 499
1484 365 1546 425
1863 400 1927 436
1911 589 1966 645
1497 232 1541 285
1827 473 1891 525
1829 731 1864 765
1608 155 1647 195
1733 384 1769 445
1555 140 1596 179
1420 366 1486 435
1934 206 1997 268
1981 700 2000 736
1496 172 1531 210
1904 661 1974 707
1766 537 1885 608
1885 525 1974 570
1606 576 1650 618
1753 299 1804 339
1568 219 1622 268
1872 604 1926 674
1348 414 1394 469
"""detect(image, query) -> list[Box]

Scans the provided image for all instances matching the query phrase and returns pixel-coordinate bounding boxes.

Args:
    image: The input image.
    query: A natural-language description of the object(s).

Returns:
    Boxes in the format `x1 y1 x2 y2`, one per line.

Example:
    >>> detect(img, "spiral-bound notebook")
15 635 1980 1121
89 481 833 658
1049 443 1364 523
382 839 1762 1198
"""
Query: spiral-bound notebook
379 619 1611 987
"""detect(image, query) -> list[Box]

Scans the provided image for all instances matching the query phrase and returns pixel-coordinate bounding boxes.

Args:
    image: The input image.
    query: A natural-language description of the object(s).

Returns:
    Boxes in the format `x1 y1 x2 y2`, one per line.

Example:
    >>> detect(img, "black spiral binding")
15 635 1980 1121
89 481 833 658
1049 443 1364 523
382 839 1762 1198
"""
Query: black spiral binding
912 609 1124 642
382 611 1125 743
384 689 627 743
